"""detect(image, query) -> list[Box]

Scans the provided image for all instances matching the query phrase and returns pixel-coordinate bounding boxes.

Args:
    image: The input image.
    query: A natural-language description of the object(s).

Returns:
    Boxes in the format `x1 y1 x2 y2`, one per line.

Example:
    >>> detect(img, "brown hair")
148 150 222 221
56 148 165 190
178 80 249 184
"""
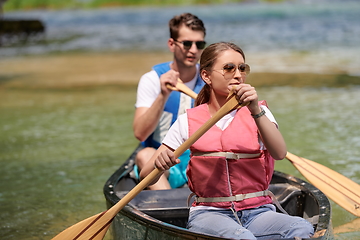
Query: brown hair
169 13 206 40
195 42 246 106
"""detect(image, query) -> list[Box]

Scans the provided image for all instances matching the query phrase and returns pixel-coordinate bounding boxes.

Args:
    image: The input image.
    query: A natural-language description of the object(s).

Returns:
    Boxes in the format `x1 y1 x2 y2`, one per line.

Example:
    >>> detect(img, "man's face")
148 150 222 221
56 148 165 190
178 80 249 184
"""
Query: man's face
172 25 205 68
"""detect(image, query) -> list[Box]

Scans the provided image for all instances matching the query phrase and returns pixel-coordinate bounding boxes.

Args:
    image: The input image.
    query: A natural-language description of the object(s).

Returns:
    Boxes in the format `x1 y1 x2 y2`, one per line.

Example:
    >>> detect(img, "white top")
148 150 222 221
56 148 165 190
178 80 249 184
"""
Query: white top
163 105 277 151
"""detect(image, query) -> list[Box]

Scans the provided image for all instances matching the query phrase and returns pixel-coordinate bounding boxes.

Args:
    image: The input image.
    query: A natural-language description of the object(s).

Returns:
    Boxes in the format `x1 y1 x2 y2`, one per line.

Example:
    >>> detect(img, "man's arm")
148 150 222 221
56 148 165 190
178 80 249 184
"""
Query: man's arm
133 69 179 141
133 96 167 142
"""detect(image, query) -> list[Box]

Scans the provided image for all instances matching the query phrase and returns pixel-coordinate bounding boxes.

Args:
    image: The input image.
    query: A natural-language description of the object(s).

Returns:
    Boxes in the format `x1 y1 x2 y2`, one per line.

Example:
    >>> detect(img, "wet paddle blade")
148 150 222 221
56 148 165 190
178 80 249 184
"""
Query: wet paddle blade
51 167 161 240
286 152 360 217
51 212 112 240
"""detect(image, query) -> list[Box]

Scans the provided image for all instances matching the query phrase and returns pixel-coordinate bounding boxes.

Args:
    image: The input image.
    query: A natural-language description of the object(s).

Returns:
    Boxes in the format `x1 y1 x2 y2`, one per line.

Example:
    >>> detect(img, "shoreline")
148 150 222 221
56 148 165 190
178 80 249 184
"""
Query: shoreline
2 0 271 12
1 51 359 90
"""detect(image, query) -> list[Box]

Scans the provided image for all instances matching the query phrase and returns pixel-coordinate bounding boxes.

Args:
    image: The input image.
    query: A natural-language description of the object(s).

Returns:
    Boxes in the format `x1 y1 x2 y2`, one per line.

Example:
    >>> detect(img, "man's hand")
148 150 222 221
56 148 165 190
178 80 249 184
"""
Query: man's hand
160 69 180 96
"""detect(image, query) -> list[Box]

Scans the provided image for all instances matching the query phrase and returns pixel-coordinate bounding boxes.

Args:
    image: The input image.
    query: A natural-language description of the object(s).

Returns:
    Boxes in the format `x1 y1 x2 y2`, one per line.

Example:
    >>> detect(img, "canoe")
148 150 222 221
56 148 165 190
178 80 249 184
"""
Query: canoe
103 145 334 239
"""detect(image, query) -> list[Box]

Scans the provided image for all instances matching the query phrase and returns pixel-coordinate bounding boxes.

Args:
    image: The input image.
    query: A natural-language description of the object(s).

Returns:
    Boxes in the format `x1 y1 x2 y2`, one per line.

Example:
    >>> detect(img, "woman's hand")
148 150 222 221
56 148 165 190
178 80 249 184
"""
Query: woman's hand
154 148 180 171
230 83 261 115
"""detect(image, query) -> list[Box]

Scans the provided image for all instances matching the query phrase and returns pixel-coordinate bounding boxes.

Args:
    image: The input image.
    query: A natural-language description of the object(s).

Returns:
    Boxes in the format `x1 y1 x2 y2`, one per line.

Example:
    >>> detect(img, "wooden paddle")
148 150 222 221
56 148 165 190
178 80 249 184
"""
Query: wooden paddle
286 152 360 217
171 80 360 217
51 91 244 240
166 78 198 99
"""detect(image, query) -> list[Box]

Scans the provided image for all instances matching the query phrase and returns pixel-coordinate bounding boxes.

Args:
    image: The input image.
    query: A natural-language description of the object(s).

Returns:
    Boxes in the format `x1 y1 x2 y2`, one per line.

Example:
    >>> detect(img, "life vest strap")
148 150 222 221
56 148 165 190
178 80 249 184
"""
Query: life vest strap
192 151 260 159
195 190 269 203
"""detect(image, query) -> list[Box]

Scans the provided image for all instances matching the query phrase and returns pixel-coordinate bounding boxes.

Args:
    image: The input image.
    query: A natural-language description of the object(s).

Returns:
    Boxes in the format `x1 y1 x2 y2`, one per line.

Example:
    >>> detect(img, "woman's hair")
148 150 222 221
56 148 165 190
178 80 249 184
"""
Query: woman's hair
195 42 246 106
169 13 206 40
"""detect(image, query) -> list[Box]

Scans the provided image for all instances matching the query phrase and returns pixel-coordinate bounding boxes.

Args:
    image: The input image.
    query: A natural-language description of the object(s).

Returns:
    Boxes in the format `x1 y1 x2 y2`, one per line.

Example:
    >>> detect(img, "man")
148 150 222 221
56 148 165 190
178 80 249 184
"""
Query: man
133 13 206 190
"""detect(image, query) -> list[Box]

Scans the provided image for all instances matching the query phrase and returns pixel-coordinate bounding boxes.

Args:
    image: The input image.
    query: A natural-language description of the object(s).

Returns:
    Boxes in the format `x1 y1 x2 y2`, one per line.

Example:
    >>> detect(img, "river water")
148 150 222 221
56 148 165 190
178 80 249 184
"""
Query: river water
1 0 360 239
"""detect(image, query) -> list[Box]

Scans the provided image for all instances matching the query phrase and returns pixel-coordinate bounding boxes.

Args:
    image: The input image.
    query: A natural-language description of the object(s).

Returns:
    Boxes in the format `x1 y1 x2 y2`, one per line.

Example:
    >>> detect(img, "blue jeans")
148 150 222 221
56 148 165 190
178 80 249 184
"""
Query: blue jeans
187 204 314 239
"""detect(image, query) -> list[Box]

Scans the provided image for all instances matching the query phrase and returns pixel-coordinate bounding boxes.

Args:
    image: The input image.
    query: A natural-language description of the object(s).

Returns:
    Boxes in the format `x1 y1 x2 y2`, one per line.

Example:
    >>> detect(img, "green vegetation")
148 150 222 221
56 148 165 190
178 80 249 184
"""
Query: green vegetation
3 0 284 11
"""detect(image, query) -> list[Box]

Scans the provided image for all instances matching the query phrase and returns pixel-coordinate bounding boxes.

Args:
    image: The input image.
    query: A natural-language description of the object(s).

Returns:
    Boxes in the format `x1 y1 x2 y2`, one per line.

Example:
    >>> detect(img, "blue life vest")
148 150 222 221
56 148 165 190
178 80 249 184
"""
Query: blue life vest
142 61 204 148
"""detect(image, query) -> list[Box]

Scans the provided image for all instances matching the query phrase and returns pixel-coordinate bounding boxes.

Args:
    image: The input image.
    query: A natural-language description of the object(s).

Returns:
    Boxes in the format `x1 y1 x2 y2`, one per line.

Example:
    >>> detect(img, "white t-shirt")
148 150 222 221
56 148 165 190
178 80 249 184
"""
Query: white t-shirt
135 64 200 144
163 105 277 151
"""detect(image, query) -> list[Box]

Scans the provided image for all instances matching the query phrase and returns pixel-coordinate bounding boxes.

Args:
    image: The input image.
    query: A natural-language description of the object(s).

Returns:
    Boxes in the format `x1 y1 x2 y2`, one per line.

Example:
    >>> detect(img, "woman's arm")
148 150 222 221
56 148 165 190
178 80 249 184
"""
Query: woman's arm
254 110 287 160
139 144 180 186
233 84 287 160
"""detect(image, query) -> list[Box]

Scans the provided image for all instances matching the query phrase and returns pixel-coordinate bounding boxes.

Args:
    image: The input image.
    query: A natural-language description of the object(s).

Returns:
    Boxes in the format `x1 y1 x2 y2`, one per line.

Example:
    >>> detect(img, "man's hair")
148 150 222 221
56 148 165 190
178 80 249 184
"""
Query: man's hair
169 13 206 40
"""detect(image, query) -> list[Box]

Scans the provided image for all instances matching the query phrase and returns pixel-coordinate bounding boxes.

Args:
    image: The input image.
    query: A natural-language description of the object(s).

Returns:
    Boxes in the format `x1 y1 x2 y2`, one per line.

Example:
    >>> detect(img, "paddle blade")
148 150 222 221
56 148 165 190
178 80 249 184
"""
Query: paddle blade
286 152 360 217
333 218 360 234
52 168 161 240
51 211 112 240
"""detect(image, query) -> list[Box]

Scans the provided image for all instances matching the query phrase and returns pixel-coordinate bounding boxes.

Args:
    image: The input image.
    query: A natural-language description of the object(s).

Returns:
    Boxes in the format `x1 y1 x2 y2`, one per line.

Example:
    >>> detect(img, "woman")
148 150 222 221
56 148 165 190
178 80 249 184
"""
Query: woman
140 42 314 239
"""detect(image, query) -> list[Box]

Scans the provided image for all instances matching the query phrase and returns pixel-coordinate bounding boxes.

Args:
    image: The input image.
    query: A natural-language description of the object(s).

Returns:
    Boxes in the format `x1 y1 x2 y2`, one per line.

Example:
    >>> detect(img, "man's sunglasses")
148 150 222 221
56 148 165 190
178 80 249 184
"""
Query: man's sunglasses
174 40 206 50
213 63 250 79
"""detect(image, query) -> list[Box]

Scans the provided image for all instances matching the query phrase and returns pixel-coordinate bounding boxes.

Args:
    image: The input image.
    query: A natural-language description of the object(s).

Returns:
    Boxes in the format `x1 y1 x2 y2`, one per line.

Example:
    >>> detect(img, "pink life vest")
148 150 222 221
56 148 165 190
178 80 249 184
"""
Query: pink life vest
186 101 274 211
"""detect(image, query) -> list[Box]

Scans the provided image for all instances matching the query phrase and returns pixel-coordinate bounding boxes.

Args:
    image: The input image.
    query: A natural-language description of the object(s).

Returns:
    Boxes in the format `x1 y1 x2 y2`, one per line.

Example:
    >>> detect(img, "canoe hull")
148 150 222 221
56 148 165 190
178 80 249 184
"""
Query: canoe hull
104 147 333 240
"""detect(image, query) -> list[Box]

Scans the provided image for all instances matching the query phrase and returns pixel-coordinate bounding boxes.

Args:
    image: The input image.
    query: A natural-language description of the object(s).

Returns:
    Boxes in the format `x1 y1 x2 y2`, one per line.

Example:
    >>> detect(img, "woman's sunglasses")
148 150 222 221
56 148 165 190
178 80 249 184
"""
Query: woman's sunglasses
174 40 206 50
214 63 250 79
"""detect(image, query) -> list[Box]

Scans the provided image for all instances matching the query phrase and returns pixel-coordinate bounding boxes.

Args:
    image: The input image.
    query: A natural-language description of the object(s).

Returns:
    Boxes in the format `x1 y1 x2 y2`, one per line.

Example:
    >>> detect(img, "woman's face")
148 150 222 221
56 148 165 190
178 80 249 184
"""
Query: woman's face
205 49 247 97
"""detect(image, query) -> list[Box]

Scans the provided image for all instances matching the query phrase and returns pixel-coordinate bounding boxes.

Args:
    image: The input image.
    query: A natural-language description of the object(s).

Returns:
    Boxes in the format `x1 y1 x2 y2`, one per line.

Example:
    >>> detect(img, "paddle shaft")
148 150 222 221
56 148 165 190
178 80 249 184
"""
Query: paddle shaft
176 82 198 99
166 78 198 99
109 93 242 214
